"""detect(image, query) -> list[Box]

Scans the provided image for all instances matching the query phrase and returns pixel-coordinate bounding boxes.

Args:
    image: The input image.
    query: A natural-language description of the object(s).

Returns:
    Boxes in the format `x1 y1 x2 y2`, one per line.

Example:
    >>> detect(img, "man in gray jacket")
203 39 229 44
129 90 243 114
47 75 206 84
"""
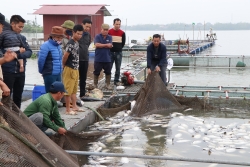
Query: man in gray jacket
78 18 92 98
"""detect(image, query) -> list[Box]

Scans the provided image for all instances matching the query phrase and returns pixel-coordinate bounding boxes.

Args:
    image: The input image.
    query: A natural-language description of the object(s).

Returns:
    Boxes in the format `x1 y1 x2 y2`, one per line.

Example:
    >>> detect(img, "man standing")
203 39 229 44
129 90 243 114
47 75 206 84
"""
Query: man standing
0 15 32 108
147 34 167 85
24 81 67 135
79 18 92 98
62 25 83 114
38 26 64 93
108 18 126 86
93 24 112 89
61 20 75 53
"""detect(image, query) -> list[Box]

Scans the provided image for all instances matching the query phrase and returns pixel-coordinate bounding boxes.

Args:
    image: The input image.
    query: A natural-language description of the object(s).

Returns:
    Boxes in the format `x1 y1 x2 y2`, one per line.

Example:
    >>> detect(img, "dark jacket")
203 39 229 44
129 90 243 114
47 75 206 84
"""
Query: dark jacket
78 31 91 61
38 39 63 75
0 25 32 73
147 42 167 68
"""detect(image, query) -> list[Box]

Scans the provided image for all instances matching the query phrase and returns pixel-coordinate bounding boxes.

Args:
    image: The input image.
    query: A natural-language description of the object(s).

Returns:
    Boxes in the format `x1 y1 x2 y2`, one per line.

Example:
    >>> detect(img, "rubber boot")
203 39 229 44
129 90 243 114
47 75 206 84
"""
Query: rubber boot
94 75 99 88
105 74 112 90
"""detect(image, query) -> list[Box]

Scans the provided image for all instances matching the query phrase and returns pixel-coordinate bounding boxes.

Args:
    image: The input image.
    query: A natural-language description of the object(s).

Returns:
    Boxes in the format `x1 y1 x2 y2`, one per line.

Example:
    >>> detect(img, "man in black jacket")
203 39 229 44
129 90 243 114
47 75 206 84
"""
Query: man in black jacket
78 18 92 98
147 34 167 85
0 15 32 108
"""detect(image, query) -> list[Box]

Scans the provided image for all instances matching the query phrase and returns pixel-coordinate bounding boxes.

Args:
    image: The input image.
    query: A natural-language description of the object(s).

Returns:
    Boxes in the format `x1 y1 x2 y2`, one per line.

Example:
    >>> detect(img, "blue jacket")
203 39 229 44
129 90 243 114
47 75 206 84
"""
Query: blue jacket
0 25 32 73
147 42 167 68
38 39 63 75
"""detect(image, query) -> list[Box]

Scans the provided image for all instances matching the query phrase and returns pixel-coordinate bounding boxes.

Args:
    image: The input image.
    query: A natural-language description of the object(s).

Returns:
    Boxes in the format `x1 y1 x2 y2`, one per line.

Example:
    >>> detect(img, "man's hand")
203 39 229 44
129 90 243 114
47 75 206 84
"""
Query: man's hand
19 47 26 53
106 43 113 48
58 127 67 135
0 81 10 96
147 68 151 74
3 50 17 63
155 66 161 72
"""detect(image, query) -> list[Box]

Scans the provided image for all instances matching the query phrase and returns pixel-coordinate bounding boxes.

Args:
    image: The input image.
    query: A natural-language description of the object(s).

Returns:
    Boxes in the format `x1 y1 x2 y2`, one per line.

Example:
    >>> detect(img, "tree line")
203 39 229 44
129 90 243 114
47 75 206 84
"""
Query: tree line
121 22 250 31
5 19 43 33
6 21 250 33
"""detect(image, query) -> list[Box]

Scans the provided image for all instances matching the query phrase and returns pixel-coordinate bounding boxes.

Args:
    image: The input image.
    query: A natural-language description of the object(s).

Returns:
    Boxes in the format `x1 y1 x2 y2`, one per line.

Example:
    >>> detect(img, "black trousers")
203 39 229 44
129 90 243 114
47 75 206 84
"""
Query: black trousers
3 72 25 108
79 61 89 97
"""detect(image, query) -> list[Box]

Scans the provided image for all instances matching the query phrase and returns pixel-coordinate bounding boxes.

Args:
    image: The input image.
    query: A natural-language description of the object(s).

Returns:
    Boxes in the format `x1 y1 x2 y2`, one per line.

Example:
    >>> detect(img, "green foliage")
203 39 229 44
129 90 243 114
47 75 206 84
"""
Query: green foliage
30 53 37 59
22 20 43 33
122 22 250 31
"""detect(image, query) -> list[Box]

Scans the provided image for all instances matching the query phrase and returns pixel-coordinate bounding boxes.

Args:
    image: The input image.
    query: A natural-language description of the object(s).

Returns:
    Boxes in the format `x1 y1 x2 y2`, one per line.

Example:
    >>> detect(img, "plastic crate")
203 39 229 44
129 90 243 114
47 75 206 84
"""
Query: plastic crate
32 85 46 101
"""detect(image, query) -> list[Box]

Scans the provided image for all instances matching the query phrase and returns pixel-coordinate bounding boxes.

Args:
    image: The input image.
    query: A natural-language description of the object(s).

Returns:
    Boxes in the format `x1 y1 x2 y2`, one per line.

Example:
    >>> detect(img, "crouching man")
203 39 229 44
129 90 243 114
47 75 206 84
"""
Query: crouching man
24 81 67 135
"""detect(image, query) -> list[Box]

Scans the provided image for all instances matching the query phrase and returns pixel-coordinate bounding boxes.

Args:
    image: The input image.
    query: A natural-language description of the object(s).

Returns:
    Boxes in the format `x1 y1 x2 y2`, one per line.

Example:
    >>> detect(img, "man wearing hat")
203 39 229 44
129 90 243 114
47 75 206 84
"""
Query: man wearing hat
61 20 75 53
24 81 67 135
93 24 113 89
38 26 64 93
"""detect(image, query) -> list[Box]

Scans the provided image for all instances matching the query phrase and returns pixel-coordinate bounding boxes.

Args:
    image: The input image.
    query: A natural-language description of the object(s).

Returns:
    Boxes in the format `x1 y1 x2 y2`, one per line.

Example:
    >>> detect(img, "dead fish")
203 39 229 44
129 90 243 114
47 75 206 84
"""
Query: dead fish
174 133 182 138
176 140 191 143
184 108 193 112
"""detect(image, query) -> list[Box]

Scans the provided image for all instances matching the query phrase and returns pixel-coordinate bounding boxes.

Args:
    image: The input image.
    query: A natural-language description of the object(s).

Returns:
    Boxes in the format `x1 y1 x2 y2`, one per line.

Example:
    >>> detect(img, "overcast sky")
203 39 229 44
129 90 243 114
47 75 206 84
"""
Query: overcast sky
1 0 249 26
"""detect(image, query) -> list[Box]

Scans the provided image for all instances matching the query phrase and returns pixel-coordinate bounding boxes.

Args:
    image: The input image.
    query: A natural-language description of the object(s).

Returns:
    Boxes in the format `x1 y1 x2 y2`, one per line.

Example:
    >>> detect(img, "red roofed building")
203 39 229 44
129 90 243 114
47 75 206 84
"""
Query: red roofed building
33 4 111 40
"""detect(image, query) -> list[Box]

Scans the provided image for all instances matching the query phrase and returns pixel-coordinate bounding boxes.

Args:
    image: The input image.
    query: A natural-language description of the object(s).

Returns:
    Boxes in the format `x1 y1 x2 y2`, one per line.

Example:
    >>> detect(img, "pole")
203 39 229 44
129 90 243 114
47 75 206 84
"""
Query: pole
204 21 205 41
65 150 250 166
192 23 195 42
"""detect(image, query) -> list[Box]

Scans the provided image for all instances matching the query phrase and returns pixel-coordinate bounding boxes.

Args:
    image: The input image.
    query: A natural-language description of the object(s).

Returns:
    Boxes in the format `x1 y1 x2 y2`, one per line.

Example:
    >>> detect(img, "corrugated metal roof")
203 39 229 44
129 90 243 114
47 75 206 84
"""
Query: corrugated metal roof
33 4 111 16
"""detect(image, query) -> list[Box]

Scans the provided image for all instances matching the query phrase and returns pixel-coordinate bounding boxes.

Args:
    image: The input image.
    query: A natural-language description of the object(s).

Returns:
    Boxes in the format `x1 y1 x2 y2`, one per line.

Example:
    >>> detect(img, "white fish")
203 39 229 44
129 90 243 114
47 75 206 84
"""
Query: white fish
121 157 129 163
226 148 236 153
193 140 202 145
207 164 218 167
175 133 182 138
184 108 193 112
176 140 191 143
202 136 210 141
97 141 107 148
193 134 201 139
188 129 195 134
153 135 166 139
130 100 136 110
161 124 169 128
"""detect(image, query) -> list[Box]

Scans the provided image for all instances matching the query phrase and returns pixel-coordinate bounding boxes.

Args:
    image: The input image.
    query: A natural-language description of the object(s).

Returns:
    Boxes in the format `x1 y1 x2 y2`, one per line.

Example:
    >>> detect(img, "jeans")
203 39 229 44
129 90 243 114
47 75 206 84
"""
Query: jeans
79 61 89 97
110 52 123 83
3 72 25 108
150 60 167 85
43 74 61 93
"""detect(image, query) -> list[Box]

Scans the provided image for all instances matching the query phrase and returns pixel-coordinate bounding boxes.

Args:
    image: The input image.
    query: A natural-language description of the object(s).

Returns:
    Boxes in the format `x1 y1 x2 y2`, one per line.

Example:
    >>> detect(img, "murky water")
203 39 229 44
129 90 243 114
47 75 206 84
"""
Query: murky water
84 109 250 167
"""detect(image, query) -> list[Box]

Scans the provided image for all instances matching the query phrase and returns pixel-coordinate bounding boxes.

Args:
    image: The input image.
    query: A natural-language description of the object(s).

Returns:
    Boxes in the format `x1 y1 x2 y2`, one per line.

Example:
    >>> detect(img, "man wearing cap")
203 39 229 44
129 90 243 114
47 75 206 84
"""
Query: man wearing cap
24 81 67 135
0 15 32 108
38 26 64 93
79 18 92 98
61 20 75 53
93 24 112 89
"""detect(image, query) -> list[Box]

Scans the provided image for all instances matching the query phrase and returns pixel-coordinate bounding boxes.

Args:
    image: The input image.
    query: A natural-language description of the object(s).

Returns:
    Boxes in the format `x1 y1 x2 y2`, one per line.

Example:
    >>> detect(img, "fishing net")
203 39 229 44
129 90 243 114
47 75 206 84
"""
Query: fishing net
0 96 79 167
131 71 182 116
96 94 132 121
96 71 211 119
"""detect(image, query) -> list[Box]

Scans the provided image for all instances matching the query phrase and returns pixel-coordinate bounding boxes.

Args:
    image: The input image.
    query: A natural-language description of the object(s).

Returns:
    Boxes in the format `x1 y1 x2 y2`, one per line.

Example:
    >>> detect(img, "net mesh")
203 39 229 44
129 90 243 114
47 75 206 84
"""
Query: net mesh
0 96 79 167
131 71 182 116
97 72 211 118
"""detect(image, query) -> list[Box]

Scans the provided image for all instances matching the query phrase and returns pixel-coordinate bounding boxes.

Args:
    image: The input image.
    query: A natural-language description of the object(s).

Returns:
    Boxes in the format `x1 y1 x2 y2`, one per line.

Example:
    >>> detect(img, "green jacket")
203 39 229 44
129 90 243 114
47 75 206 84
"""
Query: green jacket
24 93 66 132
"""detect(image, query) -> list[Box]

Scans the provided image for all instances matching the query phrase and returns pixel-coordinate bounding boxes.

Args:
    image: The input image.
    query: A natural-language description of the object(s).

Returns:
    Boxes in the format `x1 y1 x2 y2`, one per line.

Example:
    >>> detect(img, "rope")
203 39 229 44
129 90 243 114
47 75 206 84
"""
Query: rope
84 105 105 121
65 150 250 166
